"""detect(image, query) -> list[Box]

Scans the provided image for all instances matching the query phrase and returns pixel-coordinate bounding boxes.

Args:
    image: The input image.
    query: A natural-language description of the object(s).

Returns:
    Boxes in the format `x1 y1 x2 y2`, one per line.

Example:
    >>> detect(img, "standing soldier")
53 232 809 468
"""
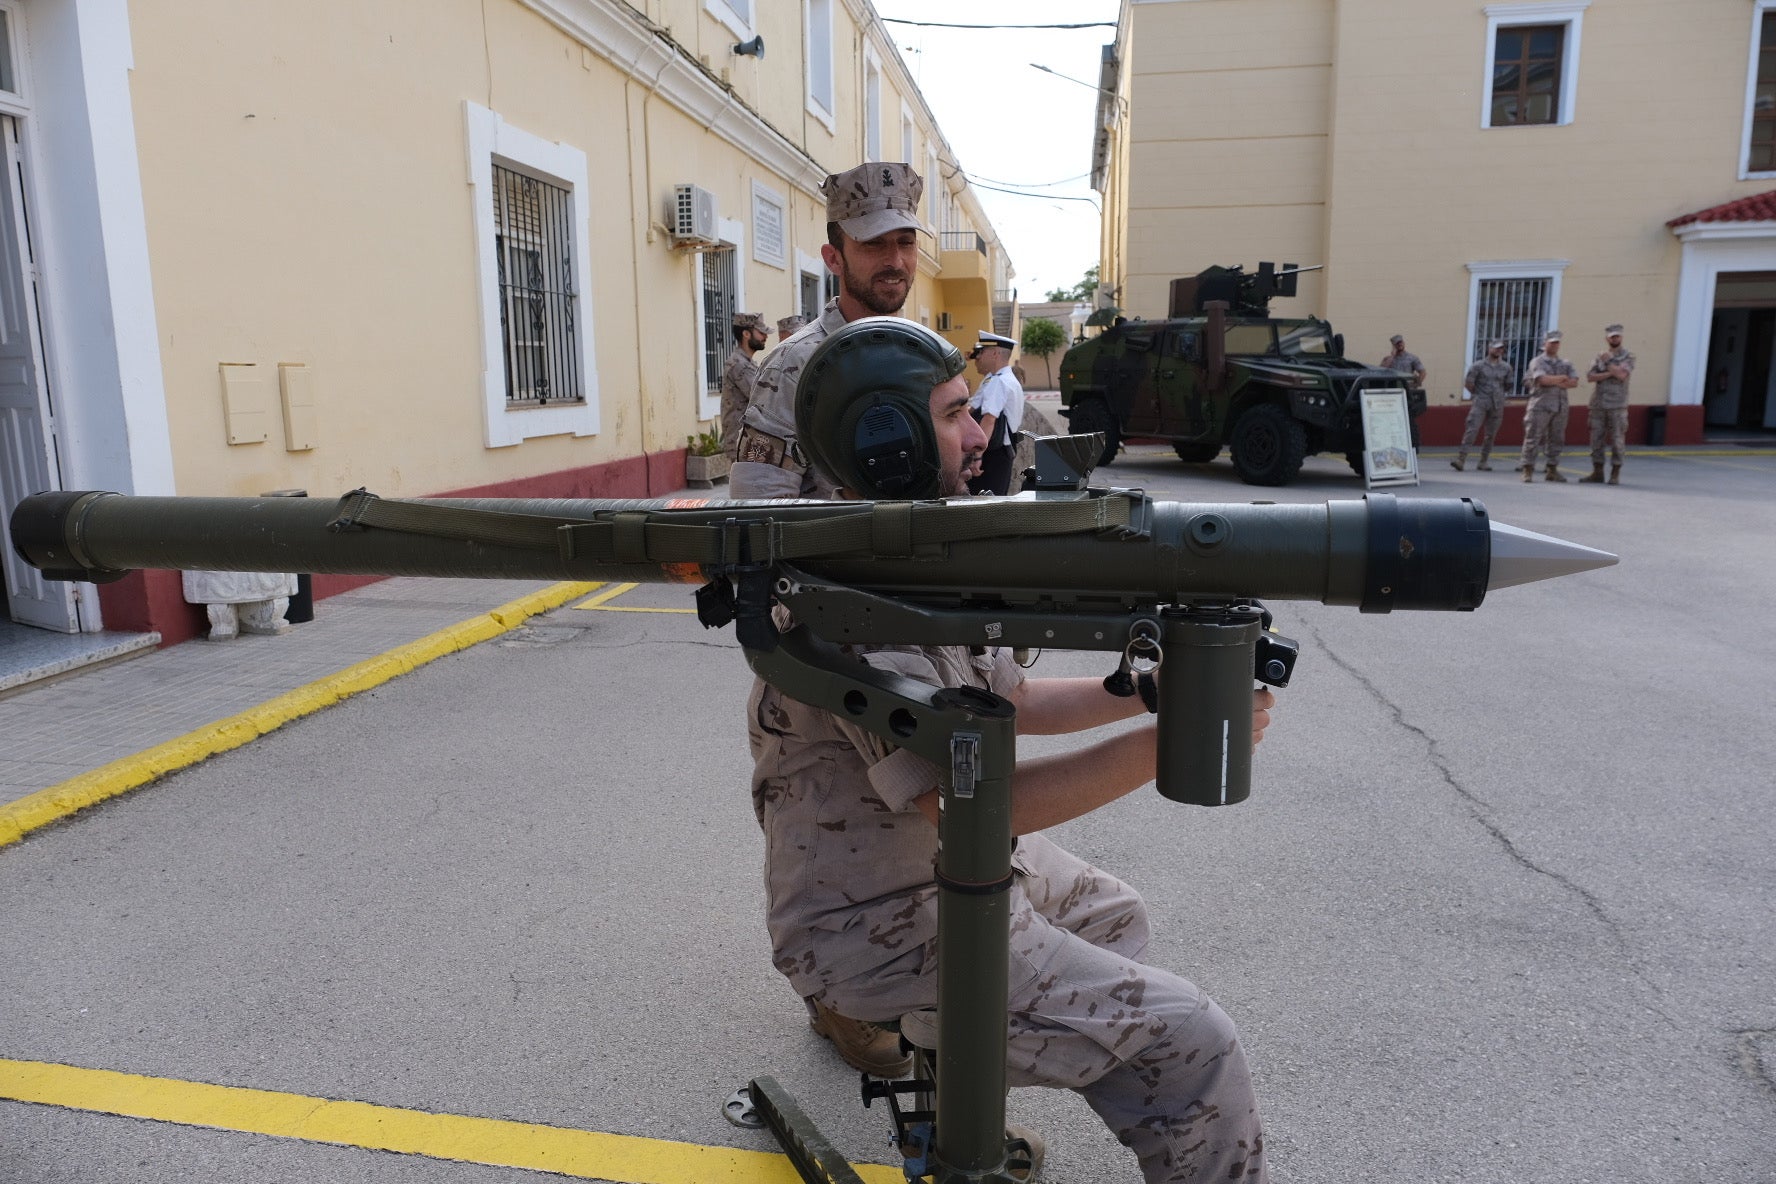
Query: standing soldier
731 162 928 500
1582 324 1634 484
1454 339 1513 471
776 314 807 345
720 312 769 459
1380 334 1427 389
1521 330 1580 482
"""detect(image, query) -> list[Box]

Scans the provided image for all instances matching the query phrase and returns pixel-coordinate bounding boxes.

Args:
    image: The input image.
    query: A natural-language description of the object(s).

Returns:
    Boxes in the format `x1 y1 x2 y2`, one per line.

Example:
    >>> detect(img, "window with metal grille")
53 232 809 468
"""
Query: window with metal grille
494 164 581 406
1491 24 1563 126
1749 9 1776 173
1473 277 1551 386
701 248 737 395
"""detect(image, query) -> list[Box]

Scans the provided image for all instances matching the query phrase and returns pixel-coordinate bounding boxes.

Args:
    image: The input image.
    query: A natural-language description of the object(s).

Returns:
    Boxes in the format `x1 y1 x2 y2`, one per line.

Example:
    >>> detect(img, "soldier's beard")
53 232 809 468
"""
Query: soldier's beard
942 451 984 497
841 260 910 316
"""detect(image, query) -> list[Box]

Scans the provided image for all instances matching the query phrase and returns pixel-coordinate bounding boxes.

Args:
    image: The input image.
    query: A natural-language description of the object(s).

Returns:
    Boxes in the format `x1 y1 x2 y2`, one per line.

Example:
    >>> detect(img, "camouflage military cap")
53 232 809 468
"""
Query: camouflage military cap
777 315 808 336
1488 339 1507 350
1605 323 1624 337
821 162 928 241
1390 334 1404 345
733 311 767 332
1544 330 1563 342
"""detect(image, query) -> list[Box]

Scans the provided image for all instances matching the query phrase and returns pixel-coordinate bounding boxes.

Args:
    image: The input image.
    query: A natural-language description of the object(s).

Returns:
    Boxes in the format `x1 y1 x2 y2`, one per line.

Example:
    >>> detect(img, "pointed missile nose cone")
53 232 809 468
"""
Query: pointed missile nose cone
1488 520 1619 591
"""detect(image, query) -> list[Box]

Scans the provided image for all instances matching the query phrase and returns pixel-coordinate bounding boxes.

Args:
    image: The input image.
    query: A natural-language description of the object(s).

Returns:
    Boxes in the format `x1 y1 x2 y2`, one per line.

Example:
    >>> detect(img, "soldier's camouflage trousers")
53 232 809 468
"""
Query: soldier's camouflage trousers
830 835 1267 1184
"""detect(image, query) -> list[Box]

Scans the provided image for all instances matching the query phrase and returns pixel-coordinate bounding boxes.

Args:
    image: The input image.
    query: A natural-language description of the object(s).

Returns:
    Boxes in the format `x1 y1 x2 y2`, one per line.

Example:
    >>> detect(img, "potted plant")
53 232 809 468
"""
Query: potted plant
684 427 730 487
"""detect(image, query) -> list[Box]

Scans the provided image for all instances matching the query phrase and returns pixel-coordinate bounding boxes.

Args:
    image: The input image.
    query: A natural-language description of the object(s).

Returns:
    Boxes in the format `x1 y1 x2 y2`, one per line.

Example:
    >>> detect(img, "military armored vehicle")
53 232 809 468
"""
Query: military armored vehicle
1058 263 1425 486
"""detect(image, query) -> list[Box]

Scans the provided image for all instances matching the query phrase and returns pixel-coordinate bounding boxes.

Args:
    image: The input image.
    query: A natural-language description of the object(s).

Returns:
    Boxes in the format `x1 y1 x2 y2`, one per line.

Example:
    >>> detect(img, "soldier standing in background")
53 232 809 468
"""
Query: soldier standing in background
719 312 768 459
1380 334 1427 389
1453 339 1514 471
775 314 807 345
1583 324 1634 484
731 162 927 500
1522 330 1580 482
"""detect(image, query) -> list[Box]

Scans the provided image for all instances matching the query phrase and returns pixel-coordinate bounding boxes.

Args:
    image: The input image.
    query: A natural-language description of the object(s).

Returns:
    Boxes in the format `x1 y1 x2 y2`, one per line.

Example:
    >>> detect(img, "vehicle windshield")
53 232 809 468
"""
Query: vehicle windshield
1277 322 1333 356
1223 324 1276 355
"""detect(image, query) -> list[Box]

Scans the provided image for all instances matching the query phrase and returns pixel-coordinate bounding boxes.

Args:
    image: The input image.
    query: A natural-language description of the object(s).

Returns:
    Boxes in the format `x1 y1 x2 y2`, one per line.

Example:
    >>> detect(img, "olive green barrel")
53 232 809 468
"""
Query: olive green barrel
10 489 1562 613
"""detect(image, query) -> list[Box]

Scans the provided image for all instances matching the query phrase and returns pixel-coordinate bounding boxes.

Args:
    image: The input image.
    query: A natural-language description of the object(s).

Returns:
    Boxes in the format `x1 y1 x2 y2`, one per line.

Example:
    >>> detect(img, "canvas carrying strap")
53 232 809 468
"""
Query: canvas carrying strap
329 489 1133 568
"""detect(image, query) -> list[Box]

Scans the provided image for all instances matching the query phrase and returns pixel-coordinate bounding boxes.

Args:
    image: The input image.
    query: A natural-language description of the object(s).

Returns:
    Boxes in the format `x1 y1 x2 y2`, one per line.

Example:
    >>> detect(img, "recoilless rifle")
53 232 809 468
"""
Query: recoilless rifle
10 436 1615 1183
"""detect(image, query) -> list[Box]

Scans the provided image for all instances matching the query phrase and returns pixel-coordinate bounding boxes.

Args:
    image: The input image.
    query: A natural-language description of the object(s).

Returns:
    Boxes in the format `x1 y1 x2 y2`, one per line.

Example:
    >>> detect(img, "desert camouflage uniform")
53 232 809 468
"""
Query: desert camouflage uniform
730 298 851 499
1522 353 1577 471
1587 347 1635 469
1459 356 1515 464
719 346 760 459
1380 350 1425 383
748 644 1268 1183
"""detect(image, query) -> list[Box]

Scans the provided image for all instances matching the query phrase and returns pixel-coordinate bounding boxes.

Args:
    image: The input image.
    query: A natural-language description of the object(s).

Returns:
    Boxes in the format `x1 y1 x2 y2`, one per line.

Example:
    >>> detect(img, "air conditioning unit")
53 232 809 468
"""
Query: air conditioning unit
669 183 718 245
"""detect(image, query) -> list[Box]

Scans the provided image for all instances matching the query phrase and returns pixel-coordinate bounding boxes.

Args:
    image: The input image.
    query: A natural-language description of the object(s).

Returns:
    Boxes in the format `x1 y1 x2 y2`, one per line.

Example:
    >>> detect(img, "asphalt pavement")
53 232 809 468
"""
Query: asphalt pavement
2 434 1774 1183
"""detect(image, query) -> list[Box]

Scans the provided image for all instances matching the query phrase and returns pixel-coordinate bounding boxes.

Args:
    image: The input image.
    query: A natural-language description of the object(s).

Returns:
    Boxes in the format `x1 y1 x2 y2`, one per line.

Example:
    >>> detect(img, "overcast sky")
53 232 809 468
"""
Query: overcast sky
870 0 1121 300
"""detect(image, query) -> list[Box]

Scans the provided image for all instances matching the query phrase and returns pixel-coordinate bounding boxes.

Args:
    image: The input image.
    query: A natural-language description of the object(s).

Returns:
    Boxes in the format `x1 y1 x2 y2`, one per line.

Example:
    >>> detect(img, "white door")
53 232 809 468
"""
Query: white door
0 113 76 633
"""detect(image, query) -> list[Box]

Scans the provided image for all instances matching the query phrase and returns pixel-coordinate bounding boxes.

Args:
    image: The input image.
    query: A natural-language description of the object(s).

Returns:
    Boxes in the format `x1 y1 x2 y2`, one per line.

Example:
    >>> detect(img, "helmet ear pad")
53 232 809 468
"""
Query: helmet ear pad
794 317 966 500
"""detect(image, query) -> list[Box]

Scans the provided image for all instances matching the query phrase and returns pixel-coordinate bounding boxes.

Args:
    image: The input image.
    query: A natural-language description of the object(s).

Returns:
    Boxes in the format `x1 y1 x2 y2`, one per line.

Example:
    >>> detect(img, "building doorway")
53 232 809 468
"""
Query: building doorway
1704 271 1776 431
0 111 79 634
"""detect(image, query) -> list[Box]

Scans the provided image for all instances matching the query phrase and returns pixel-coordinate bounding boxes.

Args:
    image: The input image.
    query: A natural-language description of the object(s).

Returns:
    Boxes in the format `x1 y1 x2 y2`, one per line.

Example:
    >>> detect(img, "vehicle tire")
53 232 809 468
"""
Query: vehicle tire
1171 442 1221 463
1230 403 1308 486
1065 399 1121 467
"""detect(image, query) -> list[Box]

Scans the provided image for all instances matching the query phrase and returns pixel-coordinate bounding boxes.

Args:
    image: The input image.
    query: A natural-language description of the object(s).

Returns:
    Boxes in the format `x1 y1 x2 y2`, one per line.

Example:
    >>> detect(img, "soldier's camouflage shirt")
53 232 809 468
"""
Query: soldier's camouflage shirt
1525 353 1578 412
1463 356 1515 408
747 643 1024 999
719 346 760 458
1587 347 1635 410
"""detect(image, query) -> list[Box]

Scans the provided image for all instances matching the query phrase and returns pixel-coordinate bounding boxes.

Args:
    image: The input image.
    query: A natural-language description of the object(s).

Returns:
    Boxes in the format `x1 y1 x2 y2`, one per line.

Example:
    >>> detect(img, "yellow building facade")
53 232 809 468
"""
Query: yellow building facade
1098 0 1776 444
0 0 1012 643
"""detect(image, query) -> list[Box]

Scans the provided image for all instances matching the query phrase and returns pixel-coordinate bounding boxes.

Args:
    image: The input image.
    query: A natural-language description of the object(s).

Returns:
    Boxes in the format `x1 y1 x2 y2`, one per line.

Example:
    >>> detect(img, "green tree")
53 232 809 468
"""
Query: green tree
1020 317 1068 389
1043 265 1099 304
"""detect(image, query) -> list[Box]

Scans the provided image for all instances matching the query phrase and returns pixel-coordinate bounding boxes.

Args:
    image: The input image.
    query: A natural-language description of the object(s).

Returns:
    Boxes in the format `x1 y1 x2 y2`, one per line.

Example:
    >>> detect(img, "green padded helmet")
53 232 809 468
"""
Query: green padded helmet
794 316 966 500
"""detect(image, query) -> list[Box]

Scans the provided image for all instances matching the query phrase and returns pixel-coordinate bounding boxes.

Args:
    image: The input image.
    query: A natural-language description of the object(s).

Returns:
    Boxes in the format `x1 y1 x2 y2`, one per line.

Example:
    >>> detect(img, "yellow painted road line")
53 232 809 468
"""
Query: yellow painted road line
572 582 639 610
0 581 602 850
582 606 698 614
0 1058 902 1184
0 1065 902 1184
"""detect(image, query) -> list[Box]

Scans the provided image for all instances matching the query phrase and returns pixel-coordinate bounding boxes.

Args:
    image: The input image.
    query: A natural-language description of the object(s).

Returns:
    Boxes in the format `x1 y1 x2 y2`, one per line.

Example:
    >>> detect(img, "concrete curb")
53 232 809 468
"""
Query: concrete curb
0 581 600 849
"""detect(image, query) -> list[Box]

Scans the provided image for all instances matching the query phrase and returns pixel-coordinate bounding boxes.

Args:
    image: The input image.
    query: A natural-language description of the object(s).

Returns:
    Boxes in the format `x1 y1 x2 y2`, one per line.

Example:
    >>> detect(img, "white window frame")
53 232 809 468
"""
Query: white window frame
795 247 826 321
465 101 598 447
901 103 915 164
690 215 746 422
1480 2 1589 130
1740 0 1776 179
1463 259 1570 372
752 179 787 269
705 0 752 41
864 46 882 161
805 0 835 132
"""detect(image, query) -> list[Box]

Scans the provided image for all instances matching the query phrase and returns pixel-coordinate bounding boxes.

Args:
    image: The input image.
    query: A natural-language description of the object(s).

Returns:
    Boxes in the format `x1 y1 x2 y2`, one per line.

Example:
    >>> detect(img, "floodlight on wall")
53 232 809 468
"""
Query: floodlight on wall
733 35 765 60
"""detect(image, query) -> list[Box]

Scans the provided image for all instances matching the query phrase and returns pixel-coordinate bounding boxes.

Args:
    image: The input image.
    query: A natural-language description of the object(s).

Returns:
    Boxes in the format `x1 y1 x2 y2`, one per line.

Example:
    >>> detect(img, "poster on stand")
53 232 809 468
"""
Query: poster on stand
1359 387 1420 488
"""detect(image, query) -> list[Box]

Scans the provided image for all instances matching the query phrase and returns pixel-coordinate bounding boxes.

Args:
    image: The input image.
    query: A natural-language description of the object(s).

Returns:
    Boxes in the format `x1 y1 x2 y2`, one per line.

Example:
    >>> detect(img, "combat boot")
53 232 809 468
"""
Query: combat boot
1477 456 1494 471
1544 464 1568 483
1450 454 1466 472
1608 464 1621 485
1522 464 1534 483
809 998 913 1078
1578 463 1605 483
1005 1122 1047 1182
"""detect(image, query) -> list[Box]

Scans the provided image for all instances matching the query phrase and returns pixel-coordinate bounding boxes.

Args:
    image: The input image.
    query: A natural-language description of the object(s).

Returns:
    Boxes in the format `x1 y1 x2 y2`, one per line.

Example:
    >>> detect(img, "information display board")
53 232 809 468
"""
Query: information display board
1358 387 1420 488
